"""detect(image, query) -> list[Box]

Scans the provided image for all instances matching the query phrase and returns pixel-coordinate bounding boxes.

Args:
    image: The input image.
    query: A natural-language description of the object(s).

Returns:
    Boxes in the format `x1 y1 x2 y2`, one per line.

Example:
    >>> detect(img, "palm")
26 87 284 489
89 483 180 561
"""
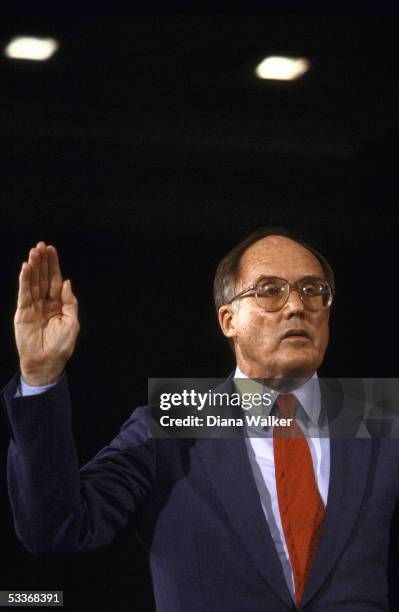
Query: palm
15 243 80 385
16 298 66 354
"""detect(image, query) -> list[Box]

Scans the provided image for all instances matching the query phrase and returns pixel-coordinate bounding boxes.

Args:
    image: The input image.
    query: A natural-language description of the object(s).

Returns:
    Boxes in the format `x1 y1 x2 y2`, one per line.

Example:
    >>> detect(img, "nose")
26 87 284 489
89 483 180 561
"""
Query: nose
283 287 305 317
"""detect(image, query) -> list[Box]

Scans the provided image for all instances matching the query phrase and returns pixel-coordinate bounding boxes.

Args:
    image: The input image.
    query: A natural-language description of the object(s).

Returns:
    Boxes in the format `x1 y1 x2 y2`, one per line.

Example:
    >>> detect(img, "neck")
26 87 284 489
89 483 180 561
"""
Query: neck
236 363 316 392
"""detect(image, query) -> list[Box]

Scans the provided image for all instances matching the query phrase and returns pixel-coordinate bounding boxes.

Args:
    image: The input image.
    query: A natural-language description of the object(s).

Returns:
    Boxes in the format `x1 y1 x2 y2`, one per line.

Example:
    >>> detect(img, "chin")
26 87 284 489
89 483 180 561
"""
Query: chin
278 354 317 379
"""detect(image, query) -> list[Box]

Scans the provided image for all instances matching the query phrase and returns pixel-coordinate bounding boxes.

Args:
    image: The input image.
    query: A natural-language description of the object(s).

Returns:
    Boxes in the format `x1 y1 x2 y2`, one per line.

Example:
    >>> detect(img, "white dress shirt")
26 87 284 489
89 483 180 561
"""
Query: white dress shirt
235 366 330 599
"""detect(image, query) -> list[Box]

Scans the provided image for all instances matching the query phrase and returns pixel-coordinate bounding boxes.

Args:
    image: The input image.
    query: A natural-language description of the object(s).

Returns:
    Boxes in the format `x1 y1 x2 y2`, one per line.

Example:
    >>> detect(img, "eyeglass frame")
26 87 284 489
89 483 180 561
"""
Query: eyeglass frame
226 275 333 312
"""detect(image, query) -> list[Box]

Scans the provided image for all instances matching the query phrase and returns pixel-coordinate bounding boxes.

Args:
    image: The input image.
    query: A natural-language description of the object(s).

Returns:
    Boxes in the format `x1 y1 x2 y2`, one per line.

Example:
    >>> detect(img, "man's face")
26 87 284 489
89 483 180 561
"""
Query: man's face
218 235 330 381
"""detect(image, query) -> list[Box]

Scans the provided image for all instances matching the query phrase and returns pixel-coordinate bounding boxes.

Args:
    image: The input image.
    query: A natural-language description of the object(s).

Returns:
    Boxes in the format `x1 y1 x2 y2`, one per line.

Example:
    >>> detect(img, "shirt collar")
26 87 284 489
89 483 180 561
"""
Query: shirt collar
234 365 321 426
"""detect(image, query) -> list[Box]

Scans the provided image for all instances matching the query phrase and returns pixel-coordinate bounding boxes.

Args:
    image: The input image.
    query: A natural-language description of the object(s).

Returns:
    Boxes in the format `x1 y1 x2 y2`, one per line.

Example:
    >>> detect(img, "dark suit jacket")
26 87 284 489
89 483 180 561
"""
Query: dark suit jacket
3 373 399 611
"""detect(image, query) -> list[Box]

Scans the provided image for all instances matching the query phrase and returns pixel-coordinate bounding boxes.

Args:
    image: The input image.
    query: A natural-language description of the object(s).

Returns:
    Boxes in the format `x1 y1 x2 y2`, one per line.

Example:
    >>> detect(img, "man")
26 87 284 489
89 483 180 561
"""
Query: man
3 228 399 611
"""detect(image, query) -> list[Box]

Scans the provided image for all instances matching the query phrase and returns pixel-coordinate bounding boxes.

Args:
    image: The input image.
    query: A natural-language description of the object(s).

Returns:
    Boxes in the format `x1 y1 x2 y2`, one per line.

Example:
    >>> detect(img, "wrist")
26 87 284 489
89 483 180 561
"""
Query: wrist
20 364 63 387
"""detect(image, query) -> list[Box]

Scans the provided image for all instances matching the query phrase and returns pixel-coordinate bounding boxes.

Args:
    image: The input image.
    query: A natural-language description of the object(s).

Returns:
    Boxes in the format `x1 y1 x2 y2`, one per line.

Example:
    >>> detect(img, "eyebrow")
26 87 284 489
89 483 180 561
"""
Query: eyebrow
252 274 326 283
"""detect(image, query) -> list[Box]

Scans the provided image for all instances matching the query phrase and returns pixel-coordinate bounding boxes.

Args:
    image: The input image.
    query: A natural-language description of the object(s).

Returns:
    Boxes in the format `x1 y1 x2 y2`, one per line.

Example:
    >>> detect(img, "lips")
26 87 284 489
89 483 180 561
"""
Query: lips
282 328 311 340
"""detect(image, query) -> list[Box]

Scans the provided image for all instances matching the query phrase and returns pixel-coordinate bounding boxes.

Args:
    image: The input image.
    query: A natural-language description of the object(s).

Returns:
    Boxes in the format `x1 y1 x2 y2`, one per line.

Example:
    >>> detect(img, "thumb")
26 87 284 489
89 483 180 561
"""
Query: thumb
61 279 78 319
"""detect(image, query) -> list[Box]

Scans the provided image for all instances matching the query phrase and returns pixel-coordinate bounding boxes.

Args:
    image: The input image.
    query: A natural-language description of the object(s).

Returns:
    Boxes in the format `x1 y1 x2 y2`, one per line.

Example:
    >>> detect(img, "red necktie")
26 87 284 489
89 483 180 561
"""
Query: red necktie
273 393 325 605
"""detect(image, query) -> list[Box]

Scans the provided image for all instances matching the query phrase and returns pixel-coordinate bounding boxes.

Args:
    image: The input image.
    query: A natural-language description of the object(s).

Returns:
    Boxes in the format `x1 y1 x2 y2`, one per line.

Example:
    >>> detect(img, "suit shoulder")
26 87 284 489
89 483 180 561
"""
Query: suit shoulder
109 405 153 452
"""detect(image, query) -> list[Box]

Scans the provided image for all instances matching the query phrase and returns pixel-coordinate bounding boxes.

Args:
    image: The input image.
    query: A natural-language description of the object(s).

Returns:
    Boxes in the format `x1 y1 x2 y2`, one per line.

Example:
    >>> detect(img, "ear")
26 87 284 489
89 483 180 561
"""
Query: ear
218 304 238 338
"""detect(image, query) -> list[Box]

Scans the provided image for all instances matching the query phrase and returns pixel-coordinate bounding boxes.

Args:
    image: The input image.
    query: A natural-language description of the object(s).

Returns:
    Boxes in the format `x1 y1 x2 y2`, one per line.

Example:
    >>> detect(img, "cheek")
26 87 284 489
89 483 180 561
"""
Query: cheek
322 326 330 350
238 311 277 346
314 317 330 349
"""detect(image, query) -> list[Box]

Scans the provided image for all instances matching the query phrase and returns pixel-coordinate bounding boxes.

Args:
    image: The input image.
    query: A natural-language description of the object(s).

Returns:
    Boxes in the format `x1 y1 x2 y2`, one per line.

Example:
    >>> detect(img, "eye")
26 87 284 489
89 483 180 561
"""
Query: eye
257 279 286 297
265 286 281 297
302 283 318 295
301 279 327 297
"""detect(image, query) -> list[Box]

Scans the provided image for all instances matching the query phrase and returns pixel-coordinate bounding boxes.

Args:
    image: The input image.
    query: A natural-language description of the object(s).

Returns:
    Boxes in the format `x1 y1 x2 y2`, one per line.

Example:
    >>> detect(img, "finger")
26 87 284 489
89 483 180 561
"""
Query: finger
36 241 49 299
28 248 40 302
17 262 33 309
47 245 63 301
61 279 78 320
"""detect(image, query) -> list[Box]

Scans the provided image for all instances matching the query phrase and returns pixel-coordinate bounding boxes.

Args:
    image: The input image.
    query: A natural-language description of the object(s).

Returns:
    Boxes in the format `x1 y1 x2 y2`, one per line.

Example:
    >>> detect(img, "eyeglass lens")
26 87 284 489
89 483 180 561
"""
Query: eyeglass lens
255 278 331 311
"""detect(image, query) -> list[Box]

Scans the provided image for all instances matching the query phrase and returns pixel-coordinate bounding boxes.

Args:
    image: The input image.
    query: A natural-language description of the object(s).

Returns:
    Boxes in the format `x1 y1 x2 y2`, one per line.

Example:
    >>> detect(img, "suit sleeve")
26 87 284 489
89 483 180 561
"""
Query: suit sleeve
2 373 156 555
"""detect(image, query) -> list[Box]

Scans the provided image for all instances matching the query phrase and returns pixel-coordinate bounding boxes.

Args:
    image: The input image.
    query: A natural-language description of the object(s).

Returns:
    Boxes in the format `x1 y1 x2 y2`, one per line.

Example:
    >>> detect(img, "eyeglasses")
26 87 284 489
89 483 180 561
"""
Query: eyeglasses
226 276 333 312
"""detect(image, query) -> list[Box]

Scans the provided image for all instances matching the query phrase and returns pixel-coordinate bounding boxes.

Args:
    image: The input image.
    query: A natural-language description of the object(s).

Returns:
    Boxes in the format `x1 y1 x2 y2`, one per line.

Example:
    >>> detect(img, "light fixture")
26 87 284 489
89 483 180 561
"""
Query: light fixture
4 36 59 61
255 55 309 81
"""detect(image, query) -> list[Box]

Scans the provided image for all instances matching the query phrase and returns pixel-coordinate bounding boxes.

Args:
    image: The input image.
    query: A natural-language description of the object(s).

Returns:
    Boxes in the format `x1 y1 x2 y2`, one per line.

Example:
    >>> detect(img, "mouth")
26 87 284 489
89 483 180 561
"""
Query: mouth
281 328 311 341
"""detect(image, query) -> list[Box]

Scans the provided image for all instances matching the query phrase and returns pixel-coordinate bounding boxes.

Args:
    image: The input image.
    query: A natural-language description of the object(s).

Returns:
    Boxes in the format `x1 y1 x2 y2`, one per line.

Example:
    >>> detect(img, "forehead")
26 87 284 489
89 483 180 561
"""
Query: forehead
237 235 325 283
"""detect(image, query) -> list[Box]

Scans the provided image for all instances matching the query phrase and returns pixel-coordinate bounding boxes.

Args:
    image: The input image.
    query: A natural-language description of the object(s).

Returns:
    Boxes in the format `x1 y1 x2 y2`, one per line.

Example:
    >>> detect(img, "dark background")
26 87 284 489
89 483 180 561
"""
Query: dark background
0 7 398 611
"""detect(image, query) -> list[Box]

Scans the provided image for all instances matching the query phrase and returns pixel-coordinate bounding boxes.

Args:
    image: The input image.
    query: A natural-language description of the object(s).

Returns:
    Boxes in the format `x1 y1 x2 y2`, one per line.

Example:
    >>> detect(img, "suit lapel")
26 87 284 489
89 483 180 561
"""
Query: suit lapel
300 384 374 607
196 435 294 607
195 375 293 607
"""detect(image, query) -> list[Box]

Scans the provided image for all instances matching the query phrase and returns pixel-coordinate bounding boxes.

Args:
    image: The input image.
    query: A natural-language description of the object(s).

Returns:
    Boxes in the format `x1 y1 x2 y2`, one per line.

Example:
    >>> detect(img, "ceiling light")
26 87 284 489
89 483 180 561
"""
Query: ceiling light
255 55 309 81
4 36 59 61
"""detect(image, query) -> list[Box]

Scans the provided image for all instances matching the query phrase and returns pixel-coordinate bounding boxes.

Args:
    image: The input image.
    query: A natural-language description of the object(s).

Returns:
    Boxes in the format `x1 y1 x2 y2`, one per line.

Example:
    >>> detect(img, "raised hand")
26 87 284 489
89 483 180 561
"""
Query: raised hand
14 242 80 386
